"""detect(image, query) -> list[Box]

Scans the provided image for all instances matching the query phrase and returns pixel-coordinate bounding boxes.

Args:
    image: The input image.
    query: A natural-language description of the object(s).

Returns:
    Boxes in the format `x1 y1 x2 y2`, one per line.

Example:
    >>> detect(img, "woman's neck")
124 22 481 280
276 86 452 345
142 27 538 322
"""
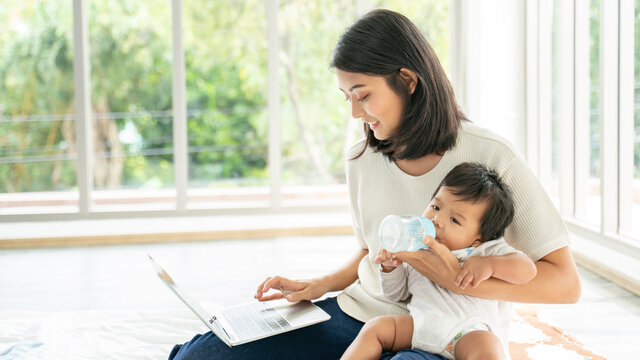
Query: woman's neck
394 153 443 176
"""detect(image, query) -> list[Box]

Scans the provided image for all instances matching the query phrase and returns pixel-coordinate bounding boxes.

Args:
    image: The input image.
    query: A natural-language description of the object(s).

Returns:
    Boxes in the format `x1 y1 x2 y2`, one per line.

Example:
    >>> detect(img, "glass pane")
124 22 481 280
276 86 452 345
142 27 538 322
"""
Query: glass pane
0 1 77 215
632 0 640 239
89 1 174 211
184 1 269 209
278 1 358 206
569 1 602 226
585 0 602 227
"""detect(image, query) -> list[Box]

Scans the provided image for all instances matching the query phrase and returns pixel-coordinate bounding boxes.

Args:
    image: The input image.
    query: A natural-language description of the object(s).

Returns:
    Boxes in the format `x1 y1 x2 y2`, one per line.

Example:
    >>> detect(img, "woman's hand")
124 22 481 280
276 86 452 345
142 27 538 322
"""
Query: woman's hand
254 276 328 303
395 236 462 292
254 248 368 303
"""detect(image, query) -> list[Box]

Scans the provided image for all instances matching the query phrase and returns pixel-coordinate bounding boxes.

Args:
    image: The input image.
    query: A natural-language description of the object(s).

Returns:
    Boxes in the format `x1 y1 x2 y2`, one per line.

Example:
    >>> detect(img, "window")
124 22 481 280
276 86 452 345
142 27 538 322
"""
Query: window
537 0 639 247
89 0 175 212
0 1 451 220
184 1 269 209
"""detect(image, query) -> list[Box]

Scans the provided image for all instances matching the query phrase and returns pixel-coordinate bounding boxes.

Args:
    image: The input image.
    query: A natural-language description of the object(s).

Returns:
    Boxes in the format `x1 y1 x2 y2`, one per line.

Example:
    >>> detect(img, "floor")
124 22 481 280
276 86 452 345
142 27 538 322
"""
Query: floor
0 235 639 359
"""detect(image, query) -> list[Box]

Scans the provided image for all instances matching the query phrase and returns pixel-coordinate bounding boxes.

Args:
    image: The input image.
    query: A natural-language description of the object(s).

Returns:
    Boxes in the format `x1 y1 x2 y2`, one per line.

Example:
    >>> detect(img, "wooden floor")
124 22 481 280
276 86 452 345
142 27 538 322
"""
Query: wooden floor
0 235 638 359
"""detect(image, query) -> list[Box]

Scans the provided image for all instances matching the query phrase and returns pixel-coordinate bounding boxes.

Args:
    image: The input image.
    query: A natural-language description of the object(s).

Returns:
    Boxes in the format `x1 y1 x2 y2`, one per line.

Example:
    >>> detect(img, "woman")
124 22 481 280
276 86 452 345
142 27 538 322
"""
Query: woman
169 9 581 360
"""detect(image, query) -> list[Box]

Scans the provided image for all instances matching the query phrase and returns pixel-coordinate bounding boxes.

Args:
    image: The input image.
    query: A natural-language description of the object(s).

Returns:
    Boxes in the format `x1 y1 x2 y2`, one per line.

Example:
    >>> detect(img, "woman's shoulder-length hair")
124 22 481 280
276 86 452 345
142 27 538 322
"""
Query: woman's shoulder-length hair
331 9 466 161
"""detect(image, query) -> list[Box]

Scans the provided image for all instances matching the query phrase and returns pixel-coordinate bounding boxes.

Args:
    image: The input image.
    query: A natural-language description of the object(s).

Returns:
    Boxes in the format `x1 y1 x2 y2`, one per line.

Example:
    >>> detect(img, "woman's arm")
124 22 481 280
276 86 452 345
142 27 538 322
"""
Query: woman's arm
396 238 581 303
321 248 369 292
255 248 368 302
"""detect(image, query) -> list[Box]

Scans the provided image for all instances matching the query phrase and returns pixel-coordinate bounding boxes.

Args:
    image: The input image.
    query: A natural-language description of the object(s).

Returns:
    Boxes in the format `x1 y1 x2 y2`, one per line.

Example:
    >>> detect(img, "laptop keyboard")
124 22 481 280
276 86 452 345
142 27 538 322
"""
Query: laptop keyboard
220 302 292 339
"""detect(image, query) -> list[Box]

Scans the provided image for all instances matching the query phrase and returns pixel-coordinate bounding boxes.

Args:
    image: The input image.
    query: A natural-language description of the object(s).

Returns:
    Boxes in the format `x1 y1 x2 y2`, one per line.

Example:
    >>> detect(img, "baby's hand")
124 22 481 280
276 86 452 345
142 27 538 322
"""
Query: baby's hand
375 248 401 272
455 257 493 289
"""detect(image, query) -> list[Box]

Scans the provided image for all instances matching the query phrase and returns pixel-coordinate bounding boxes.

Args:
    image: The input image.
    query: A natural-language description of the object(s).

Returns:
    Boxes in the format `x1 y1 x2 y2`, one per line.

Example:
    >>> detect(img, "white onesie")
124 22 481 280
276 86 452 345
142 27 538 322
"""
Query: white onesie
380 239 519 359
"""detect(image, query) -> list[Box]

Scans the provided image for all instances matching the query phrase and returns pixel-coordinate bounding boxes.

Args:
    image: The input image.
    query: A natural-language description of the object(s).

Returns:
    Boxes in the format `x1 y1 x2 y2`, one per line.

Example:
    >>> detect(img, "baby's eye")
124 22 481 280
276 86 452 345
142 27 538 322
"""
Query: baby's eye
431 205 439 211
450 217 460 225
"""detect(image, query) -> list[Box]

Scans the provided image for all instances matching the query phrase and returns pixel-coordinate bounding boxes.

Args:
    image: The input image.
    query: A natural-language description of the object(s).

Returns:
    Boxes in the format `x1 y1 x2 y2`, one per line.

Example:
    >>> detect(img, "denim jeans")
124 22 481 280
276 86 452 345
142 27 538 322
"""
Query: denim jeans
168 297 445 360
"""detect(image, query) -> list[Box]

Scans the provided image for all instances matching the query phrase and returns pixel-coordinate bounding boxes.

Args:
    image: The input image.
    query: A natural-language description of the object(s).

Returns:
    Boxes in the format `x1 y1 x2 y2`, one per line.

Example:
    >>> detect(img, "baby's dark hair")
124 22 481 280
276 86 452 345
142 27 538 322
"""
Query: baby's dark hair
432 162 514 241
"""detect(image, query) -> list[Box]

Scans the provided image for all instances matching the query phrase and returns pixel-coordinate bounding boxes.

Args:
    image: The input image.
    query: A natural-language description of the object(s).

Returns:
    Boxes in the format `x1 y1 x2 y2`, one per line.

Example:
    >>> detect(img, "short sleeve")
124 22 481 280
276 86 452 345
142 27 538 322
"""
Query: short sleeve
500 157 570 260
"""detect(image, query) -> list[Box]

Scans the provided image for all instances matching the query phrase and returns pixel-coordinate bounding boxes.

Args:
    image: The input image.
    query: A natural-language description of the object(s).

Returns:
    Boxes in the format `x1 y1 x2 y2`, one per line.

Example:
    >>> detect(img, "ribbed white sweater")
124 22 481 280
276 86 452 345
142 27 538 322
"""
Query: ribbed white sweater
337 121 570 323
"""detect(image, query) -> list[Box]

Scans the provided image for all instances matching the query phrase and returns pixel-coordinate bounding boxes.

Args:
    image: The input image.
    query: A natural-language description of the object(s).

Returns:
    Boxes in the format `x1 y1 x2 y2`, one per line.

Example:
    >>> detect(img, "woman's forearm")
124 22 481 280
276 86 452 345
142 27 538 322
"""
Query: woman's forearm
459 247 581 303
318 248 369 293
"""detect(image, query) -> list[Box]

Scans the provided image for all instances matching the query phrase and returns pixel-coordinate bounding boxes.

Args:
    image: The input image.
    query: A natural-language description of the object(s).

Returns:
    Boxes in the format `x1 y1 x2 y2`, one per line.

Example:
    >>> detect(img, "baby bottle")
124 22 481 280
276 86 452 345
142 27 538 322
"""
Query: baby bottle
378 215 436 252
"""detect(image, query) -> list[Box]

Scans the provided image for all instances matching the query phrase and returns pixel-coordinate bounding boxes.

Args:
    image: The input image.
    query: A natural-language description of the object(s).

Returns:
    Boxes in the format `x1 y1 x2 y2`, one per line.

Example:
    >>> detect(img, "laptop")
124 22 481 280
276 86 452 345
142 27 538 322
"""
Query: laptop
148 255 331 347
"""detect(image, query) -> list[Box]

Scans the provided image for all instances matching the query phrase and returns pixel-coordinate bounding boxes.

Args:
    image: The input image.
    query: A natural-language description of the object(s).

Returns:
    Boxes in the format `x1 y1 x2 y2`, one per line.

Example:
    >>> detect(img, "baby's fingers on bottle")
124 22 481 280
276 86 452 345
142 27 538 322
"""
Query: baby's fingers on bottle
422 236 435 246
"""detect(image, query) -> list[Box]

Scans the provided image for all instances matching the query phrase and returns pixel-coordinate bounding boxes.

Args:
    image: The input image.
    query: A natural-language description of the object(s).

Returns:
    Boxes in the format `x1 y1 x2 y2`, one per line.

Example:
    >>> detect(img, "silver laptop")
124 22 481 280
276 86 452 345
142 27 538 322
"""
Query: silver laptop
148 255 331 347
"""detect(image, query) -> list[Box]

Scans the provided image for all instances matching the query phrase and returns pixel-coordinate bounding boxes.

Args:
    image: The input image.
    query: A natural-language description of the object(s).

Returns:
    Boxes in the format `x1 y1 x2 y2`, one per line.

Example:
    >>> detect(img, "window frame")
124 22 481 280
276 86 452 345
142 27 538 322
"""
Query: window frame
1 0 375 222
528 0 640 260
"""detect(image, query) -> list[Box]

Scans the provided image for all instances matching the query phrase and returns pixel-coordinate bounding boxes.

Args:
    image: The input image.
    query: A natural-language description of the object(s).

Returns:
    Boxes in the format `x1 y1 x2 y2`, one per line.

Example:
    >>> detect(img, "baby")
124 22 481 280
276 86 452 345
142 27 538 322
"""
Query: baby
342 162 537 360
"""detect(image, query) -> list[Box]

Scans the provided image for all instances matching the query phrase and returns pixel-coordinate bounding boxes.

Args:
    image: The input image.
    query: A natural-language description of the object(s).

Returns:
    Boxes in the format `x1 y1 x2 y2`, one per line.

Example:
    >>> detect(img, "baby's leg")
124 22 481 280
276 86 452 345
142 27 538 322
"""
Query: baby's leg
341 314 414 360
453 330 503 360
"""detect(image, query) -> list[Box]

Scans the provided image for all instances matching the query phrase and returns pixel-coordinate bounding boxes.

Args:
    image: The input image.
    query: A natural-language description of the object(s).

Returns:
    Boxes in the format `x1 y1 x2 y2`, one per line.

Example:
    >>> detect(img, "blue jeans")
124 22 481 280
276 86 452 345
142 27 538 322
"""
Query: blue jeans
168 297 446 360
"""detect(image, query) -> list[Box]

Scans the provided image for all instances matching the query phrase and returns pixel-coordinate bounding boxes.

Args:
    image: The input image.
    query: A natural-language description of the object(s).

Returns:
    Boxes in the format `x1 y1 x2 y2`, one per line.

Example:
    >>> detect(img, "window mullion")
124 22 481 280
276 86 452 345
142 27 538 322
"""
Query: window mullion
525 0 539 175
599 0 620 234
171 0 188 211
73 0 93 215
574 0 590 220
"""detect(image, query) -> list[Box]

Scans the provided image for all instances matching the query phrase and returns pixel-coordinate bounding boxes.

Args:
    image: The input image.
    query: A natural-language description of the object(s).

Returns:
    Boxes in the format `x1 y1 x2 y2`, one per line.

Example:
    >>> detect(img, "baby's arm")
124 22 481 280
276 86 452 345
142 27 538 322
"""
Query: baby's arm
376 248 411 302
375 248 402 272
455 253 537 289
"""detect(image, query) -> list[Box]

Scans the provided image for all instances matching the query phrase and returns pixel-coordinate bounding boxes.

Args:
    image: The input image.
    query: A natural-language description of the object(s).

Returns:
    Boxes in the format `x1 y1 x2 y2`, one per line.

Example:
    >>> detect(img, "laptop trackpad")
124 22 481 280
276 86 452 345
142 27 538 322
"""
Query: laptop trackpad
275 301 330 326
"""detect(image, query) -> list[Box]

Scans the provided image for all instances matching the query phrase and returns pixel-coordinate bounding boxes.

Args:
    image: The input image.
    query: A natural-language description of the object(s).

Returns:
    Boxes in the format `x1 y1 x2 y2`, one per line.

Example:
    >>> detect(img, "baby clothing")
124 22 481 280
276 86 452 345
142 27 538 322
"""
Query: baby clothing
379 239 519 359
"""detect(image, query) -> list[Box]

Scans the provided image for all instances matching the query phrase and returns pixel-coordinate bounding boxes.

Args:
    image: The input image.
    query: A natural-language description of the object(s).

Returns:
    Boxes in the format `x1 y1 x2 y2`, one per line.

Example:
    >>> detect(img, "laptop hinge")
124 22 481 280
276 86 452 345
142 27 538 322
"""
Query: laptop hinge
210 315 232 340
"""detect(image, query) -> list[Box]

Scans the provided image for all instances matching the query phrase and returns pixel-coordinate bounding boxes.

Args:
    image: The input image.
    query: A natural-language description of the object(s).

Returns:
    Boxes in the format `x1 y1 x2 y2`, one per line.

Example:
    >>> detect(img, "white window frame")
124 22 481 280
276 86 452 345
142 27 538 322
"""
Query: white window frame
528 0 640 263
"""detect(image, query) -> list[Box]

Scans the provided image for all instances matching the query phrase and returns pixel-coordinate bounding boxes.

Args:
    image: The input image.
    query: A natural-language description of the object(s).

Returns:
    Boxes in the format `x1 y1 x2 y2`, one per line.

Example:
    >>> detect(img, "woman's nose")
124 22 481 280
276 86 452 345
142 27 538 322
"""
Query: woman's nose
350 99 364 119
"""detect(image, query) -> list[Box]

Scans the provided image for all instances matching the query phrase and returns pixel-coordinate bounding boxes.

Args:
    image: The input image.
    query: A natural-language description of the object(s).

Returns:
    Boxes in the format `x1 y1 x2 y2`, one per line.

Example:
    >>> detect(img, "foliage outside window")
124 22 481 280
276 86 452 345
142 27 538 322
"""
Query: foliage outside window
0 1 450 215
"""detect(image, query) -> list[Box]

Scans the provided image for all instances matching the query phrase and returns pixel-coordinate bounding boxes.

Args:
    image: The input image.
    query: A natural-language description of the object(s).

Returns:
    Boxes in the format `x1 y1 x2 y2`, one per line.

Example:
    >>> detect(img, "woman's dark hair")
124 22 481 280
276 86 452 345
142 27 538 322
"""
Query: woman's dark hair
331 9 466 160
432 162 515 241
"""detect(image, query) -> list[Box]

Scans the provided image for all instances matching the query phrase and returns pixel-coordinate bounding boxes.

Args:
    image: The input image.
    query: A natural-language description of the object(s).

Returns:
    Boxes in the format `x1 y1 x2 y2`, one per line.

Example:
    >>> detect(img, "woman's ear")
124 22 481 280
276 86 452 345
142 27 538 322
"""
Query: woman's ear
398 68 418 94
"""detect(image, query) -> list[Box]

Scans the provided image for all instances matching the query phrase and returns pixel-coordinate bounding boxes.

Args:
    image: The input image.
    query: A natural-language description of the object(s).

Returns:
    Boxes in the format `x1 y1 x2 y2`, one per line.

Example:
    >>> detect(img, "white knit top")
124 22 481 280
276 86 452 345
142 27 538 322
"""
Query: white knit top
336 121 570 322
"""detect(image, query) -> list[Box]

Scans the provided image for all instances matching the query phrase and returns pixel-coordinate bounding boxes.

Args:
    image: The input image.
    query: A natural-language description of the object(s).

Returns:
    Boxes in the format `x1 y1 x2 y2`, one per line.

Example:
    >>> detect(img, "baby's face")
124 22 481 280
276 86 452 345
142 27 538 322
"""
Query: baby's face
422 186 486 250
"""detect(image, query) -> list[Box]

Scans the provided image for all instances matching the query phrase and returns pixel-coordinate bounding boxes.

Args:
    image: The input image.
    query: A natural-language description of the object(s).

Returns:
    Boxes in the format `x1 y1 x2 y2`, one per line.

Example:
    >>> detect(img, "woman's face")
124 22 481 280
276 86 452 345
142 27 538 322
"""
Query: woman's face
336 70 404 140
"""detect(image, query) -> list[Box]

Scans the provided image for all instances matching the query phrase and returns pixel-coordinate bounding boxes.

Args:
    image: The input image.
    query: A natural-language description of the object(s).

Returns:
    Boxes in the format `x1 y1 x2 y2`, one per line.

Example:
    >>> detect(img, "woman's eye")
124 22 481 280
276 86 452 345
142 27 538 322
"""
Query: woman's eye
357 95 369 102
451 217 460 225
